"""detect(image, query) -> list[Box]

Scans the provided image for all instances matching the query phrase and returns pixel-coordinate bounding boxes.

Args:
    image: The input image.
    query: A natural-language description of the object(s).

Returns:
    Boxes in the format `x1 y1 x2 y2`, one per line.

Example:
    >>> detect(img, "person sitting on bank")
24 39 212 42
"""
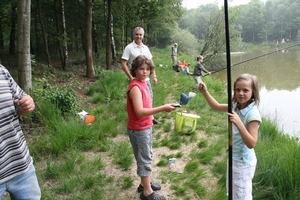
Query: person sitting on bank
173 61 180 72
179 60 188 71
183 63 193 75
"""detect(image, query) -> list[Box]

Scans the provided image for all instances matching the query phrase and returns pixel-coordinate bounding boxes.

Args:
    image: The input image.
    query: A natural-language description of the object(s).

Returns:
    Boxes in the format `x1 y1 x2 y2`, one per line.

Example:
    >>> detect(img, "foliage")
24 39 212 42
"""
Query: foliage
43 87 79 116
109 141 133 170
170 27 200 56
4 0 300 79
179 4 242 67
254 120 300 199
3 38 300 200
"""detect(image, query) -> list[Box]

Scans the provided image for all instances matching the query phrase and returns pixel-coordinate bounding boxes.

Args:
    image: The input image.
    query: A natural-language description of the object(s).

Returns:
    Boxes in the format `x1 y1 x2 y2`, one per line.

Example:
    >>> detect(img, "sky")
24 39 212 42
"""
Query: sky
182 0 251 9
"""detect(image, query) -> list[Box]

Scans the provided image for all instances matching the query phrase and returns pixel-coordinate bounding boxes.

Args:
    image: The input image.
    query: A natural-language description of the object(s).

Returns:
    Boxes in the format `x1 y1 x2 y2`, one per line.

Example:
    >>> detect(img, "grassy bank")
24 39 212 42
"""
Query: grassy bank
13 47 300 200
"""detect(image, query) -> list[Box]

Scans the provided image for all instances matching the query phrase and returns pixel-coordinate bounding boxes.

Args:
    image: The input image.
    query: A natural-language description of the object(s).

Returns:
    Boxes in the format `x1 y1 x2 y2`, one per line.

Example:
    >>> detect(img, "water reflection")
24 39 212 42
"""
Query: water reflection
259 86 300 138
213 46 300 137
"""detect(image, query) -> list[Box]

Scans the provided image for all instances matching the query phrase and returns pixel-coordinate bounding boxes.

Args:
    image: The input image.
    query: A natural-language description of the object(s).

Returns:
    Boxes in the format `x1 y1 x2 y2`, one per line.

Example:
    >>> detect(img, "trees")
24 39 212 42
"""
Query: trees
105 0 112 70
1 0 300 83
85 0 95 78
37 0 51 66
179 4 242 67
60 0 68 69
17 0 32 91
237 0 300 43
1 0 184 77
238 0 265 42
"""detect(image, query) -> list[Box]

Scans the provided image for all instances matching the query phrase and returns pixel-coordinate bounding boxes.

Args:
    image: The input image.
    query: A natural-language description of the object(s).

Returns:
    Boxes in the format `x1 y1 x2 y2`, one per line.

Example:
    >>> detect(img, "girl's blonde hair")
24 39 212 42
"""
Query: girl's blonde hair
130 55 155 77
232 73 260 105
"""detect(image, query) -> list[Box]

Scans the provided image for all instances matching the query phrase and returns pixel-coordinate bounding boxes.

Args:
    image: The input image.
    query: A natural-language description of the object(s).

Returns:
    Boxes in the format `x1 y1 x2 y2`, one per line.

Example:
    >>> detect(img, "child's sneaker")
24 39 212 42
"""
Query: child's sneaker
140 192 166 200
137 183 161 192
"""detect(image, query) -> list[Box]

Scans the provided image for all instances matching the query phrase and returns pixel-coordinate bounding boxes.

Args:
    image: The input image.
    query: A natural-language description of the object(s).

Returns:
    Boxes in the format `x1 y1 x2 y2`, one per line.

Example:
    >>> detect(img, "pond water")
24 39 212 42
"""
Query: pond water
213 46 300 138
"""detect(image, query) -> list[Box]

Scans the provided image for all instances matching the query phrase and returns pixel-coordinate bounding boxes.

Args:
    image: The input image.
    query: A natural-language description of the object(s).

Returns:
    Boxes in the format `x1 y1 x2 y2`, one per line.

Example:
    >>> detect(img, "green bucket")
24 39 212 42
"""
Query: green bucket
175 112 200 134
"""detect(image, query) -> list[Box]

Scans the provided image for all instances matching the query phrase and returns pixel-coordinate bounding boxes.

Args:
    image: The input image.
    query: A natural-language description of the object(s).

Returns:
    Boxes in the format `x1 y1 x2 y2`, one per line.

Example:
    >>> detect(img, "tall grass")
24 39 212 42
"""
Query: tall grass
19 46 300 200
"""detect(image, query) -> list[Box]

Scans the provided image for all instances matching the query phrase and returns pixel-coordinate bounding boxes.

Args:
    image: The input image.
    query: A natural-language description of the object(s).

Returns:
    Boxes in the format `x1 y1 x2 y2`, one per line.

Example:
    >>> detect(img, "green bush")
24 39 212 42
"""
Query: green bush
33 76 79 116
43 87 79 116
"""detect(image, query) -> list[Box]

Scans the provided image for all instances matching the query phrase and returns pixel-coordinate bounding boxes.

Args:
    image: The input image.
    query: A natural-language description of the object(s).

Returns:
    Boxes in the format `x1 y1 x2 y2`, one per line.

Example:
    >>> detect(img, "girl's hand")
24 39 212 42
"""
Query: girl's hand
227 111 242 126
198 82 207 93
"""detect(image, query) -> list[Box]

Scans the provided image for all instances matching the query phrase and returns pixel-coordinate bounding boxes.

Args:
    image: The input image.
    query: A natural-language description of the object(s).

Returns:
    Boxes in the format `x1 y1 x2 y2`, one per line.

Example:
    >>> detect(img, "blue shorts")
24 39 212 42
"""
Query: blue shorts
128 128 153 177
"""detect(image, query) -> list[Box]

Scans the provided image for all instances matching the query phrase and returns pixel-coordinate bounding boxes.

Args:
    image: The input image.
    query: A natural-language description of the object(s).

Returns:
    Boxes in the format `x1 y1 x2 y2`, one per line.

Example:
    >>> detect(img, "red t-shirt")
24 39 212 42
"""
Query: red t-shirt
127 79 153 130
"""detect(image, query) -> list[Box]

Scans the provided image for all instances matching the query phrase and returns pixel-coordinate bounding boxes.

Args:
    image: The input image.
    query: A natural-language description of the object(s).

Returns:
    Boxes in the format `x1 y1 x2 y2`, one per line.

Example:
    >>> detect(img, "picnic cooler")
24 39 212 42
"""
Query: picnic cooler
175 112 200 134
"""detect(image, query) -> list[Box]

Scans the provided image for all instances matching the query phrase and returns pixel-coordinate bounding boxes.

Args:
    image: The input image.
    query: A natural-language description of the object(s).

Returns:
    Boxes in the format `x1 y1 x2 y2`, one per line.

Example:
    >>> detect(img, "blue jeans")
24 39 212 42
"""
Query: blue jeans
0 164 41 200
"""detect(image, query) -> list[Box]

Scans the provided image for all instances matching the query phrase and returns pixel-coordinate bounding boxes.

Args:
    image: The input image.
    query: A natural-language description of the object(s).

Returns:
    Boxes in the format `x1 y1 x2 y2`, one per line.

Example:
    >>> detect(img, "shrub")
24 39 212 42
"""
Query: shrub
43 87 79 116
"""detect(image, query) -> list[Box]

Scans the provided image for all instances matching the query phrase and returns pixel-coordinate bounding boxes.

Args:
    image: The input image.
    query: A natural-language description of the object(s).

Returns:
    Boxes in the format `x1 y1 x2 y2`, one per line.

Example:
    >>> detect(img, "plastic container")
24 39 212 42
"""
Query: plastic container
180 93 190 105
175 112 200 134
168 158 176 169
188 92 196 98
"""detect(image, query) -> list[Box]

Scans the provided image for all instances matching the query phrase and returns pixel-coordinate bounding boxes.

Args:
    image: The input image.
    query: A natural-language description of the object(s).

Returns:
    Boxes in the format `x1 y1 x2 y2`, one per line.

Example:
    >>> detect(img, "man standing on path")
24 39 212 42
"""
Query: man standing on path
171 43 178 67
121 27 161 124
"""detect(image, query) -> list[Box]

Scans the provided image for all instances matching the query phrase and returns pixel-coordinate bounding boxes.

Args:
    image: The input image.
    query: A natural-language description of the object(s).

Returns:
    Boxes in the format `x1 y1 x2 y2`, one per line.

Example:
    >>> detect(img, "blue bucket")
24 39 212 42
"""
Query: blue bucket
180 93 190 105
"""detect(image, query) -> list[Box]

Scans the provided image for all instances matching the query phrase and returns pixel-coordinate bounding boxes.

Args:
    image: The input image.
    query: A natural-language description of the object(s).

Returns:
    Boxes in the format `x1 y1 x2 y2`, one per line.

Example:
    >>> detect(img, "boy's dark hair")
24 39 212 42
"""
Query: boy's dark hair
130 55 155 77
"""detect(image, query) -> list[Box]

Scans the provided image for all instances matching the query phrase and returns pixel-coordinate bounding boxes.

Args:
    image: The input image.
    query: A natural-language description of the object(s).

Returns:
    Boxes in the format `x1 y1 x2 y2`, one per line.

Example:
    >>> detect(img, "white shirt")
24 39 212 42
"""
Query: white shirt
121 41 152 68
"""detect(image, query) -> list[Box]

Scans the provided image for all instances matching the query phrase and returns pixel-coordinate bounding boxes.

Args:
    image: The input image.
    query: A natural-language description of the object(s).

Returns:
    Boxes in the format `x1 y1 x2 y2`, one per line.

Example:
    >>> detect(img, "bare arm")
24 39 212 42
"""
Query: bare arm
129 86 175 116
121 59 134 81
228 111 259 148
151 68 158 84
198 82 227 112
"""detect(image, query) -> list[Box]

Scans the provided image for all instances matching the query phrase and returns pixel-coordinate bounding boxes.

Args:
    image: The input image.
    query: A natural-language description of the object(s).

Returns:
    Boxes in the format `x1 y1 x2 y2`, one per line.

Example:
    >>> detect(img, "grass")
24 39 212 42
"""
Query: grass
10 46 300 199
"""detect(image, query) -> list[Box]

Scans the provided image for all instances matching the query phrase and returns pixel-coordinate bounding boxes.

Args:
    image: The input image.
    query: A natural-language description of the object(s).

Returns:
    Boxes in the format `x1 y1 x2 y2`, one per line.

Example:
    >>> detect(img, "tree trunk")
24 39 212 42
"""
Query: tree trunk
33 7 39 56
92 21 99 57
38 0 51 66
0 7 4 50
17 0 32 91
110 14 116 61
54 0 63 67
85 0 95 78
9 4 17 55
61 0 68 69
105 0 112 70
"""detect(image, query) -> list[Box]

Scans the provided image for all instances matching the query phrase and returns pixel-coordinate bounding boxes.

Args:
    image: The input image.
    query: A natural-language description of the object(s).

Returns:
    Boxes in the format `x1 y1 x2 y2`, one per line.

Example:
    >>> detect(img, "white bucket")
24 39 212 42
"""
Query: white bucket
189 92 196 97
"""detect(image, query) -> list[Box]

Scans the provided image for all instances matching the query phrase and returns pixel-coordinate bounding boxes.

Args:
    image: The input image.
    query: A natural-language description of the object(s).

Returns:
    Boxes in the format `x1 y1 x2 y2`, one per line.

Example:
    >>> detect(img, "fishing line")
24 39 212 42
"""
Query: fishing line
203 42 300 76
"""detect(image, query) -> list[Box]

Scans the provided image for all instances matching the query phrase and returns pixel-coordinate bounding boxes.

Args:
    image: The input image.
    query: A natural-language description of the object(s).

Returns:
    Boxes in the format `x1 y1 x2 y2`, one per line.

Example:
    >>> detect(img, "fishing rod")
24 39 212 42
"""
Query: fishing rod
203 42 300 76
224 0 233 199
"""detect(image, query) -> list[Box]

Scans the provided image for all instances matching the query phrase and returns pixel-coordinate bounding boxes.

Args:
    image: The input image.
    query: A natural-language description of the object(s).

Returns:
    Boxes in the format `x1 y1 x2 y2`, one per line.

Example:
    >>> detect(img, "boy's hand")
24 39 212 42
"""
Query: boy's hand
164 104 177 112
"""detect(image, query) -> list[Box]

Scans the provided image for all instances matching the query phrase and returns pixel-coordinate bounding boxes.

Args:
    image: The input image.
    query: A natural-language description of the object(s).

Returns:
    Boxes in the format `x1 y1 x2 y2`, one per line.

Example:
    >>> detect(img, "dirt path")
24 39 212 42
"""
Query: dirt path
95 127 220 200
